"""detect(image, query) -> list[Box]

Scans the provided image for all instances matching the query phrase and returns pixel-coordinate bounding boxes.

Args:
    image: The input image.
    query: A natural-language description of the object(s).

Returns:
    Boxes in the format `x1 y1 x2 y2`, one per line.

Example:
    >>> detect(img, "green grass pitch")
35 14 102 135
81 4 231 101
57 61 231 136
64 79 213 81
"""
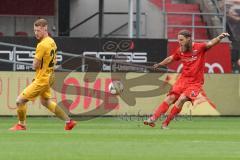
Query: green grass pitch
0 117 240 160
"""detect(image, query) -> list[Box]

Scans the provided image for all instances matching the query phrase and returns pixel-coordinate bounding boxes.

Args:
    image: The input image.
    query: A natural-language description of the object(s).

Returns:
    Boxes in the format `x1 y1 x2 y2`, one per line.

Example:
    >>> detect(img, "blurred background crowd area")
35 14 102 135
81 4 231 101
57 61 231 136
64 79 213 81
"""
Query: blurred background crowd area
0 0 239 72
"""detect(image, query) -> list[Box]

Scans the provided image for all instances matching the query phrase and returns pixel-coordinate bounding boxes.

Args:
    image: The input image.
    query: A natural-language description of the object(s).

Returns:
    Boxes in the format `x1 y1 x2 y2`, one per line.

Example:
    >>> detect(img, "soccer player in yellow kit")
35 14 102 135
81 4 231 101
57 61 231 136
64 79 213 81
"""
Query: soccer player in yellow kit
9 19 76 131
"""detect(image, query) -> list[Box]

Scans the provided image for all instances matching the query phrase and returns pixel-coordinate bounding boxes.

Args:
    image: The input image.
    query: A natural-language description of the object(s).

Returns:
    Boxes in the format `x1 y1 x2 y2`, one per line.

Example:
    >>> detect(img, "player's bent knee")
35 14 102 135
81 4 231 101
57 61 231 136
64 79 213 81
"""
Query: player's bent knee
165 95 176 104
16 101 25 107
40 98 50 107
179 94 189 101
16 97 27 107
175 95 189 107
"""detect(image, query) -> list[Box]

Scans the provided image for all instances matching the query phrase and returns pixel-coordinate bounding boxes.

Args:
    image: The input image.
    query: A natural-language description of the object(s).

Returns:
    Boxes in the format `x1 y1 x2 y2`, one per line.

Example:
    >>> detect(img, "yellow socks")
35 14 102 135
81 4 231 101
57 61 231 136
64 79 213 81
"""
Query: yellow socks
17 101 70 124
46 101 69 121
17 104 27 124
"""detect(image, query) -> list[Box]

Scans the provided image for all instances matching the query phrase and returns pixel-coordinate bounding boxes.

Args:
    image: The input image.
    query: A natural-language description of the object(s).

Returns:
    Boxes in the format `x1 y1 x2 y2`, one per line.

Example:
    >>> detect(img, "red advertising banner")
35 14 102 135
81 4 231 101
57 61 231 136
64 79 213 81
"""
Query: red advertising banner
167 42 232 73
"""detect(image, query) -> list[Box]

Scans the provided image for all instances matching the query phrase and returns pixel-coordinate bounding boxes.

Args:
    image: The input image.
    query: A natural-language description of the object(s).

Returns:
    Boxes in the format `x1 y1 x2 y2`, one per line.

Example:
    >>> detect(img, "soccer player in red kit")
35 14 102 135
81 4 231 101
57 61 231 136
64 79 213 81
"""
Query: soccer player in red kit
144 30 229 129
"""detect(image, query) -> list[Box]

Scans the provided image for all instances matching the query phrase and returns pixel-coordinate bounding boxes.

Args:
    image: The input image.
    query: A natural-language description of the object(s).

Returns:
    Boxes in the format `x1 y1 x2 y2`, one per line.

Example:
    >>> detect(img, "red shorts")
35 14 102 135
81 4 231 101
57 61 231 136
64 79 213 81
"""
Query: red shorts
168 78 206 102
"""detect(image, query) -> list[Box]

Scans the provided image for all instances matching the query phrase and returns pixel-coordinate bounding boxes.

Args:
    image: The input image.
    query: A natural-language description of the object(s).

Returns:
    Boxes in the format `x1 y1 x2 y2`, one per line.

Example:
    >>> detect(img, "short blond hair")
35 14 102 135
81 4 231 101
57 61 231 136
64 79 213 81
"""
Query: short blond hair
34 18 48 27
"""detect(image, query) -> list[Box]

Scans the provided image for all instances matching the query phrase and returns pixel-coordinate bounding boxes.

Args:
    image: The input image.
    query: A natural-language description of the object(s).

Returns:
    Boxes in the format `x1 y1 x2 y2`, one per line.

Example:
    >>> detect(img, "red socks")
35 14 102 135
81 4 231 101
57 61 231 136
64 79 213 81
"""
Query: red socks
152 101 169 120
163 105 182 126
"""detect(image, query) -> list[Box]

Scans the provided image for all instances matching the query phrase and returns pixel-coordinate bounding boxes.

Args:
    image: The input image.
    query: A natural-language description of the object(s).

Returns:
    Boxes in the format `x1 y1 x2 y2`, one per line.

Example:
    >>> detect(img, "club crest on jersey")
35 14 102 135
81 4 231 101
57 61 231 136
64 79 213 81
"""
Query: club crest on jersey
192 50 198 55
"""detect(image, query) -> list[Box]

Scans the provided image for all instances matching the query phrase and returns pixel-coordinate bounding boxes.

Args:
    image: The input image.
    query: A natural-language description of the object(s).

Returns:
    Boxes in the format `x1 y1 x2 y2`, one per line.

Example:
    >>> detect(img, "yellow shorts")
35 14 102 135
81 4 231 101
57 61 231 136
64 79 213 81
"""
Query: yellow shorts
20 82 52 101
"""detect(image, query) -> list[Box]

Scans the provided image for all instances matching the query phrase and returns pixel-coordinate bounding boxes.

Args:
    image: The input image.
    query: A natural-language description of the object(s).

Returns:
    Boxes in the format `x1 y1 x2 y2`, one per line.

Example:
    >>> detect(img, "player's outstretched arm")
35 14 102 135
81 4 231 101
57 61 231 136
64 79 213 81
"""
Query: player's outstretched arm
206 32 230 49
153 55 174 68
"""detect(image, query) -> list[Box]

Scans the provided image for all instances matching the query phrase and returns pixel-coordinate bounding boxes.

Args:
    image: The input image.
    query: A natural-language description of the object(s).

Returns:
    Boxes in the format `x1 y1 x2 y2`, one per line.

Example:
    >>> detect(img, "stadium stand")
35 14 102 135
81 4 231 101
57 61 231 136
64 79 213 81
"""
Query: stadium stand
224 0 240 72
150 0 209 39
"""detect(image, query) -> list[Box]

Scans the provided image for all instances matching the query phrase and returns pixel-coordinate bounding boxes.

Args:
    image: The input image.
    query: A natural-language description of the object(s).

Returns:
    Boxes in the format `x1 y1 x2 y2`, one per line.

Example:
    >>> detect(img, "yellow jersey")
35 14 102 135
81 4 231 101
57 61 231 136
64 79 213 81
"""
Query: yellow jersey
34 36 57 85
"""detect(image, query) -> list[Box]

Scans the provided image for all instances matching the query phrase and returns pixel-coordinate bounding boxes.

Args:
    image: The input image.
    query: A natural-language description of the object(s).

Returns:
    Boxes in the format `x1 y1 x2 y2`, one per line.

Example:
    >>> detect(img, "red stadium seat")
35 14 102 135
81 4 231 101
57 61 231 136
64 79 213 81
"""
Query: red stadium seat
165 4 200 12
149 0 172 9
48 32 52 37
15 31 28 36
167 16 202 25
168 28 208 39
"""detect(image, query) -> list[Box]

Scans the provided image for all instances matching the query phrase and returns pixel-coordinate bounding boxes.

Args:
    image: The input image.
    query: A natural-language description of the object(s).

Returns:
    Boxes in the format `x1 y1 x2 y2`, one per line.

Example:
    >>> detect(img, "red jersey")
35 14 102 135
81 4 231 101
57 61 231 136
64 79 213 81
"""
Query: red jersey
172 42 207 85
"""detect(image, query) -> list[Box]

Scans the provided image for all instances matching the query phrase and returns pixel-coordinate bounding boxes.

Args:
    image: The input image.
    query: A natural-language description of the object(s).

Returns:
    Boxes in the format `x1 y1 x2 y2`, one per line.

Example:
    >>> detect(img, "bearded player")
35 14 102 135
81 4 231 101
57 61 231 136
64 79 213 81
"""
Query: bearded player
9 19 76 131
144 30 229 129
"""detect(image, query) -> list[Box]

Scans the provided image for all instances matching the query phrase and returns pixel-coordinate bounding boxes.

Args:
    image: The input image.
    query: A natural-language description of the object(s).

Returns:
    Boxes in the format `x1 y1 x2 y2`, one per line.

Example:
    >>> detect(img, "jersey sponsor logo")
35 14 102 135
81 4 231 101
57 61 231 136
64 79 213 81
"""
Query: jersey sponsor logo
180 49 199 56
181 56 198 62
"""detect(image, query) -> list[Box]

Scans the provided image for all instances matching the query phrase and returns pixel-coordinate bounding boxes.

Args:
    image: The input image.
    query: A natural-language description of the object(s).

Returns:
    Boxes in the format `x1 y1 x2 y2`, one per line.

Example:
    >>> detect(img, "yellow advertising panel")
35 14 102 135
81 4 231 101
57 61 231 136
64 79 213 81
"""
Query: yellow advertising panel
0 72 239 116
